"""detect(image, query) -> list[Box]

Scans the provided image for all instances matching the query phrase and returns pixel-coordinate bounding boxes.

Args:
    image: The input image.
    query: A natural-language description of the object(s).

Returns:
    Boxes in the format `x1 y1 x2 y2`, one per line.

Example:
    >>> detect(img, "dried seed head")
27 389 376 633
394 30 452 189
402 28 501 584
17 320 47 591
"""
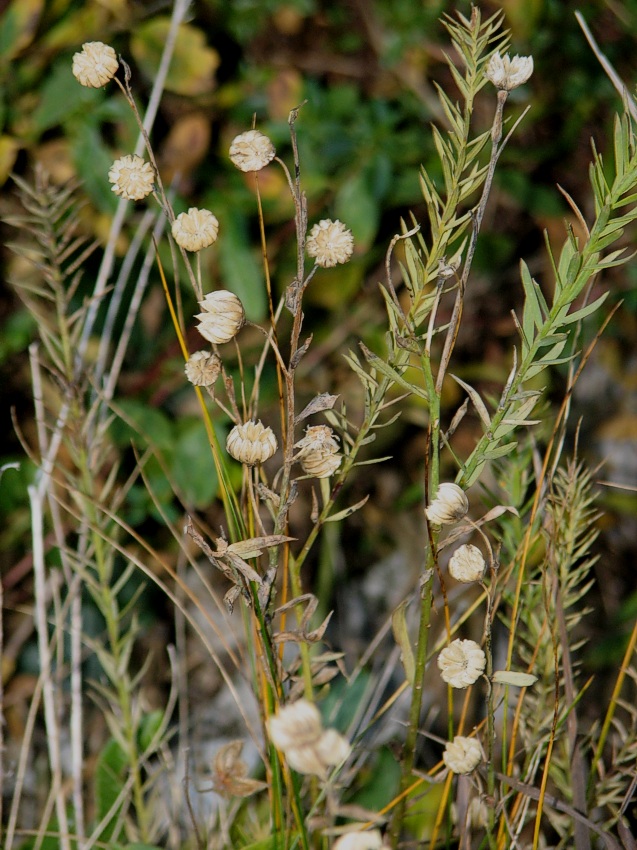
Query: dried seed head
185 350 221 387
485 52 534 91
332 830 384 850
306 219 354 268
267 699 351 778
211 740 268 798
448 544 486 583
108 154 155 201
226 420 277 466
443 735 483 775
295 425 342 478
437 639 486 689
196 290 245 344
229 129 276 172
172 207 219 252
425 482 469 526
72 42 118 87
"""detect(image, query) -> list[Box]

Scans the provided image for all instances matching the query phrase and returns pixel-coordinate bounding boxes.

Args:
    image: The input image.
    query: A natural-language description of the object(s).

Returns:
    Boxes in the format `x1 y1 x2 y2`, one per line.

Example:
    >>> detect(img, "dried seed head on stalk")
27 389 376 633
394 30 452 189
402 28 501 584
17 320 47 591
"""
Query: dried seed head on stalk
437 639 486 688
196 290 245 344
448 544 486 583
185 350 221 387
295 425 342 478
485 52 534 91
172 207 219 252
443 735 483 775
226 420 277 466
332 830 384 850
72 42 118 87
306 219 354 268
229 129 276 172
108 154 155 201
425 482 469 526
211 740 268 798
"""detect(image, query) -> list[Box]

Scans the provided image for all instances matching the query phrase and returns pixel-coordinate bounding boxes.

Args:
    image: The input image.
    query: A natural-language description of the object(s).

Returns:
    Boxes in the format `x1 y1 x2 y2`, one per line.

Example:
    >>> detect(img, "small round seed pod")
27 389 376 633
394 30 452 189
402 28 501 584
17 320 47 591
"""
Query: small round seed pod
72 42 118 87
226 420 277 466
108 154 155 201
267 699 323 752
229 130 276 172
448 544 486 583
332 831 384 850
443 735 483 775
196 290 245 344
437 639 486 689
172 208 219 252
425 482 469 526
306 219 354 268
184 350 221 387
295 425 342 478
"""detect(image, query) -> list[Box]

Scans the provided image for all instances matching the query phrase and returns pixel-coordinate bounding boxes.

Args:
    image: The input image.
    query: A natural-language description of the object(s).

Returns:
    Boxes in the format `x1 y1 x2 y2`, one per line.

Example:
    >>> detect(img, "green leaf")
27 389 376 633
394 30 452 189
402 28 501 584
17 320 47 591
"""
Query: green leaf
31 59 103 134
334 170 379 251
95 738 128 843
359 343 428 401
171 418 219 508
109 399 174 451
0 0 44 61
215 208 266 321
72 122 118 213
137 709 164 753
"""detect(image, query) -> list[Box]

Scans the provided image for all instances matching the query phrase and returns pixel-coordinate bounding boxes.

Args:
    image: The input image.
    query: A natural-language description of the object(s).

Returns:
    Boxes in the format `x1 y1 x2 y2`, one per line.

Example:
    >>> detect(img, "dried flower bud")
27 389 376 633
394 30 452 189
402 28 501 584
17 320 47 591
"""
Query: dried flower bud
333 830 384 850
211 740 268 798
306 219 354 268
425 483 469 526
172 207 219 252
448 544 486 583
226 420 277 466
443 735 483 775
485 52 534 91
229 129 276 172
108 154 155 201
267 699 351 778
295 425 342 478
437 639 486 689
72 42 118 87
185 350 221 387
196 290 245 344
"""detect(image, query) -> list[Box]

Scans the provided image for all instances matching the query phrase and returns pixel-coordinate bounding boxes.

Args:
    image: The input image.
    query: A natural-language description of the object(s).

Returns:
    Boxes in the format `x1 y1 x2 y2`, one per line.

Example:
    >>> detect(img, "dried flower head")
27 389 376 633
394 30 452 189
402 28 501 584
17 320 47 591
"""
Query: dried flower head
211 740 268 798
185 350 221 387
448 544 486 583
333 830 384 850
306 219 354 268
267 699 351 778
172 207 219 252
295 425 342 478
229 129 276 172
226 420 277 466
485 52 534 91
425 483 469 526
196 290 245 344
72 42 118 87
443 735 483 775
108 154 155 201
437 639 486 689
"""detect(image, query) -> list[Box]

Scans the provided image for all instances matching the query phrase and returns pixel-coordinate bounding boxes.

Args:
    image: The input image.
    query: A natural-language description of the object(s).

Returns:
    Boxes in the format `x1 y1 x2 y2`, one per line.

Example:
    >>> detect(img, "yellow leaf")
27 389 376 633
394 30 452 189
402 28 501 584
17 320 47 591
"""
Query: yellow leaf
0 0 44 61
0 136 21 186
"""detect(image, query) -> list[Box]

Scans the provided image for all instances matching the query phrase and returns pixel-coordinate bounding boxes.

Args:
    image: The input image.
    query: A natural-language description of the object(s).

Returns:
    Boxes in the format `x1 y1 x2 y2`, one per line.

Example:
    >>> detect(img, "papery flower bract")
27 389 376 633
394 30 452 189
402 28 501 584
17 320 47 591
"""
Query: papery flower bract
448 544 486 583
185 350 221 387
306 219 354 268
72 42 118 87
211 740 268 798
108 154 155 201
172 207 219 252
295 425 342 478
443 735 483 775
332 830 384 850
196 290 245 344
425 482 469 526
226 420 277 466
437 639 486 689
229 129 276 172
485 52 534 91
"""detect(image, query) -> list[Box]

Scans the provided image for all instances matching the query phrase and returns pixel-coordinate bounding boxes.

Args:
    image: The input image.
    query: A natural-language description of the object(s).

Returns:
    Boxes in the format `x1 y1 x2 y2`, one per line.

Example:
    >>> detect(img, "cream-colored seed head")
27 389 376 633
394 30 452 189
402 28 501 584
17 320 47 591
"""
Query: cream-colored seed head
267 699 351 778
72 42 118 87
196 290 245 344
185 350 221 387
229 130 276 172
108 155 155 201
448 544 486 583
437 639 486 689
172 208 219 252
306 219 354 268
443 735 483 775
425 482 469 526
332 830 384 850
226 420 277 466
295 425 342 478
485 52 534 91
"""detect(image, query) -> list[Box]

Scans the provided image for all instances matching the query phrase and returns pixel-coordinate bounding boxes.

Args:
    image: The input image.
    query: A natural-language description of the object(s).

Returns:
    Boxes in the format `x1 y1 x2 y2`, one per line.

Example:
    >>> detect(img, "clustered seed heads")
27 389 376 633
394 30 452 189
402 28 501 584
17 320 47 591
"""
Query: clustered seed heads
184 350 221 387
108 154 155 201
229 130 276 172
448 544 486 583
295 425 342 478
437 639 486 688
196 290 245 344
425 482 469 526
443 735 483 775
267 699 351 778
485 51 534 91
306 219 354 268
226 420 277 466
172 207 219 252
72 41 118 87
332 830 384 850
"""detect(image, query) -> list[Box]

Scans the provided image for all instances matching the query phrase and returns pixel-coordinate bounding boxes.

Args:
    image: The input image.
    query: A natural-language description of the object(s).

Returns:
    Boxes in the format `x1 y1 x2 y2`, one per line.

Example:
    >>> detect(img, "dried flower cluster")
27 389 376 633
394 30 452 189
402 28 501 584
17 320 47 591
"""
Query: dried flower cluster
196 290 245 344
485 52 534 91
306 219 354 268
229 130 276 172
437 639 486 689
448 544 486 583
425 482 469 526
443 735 482 775
295 425 342 478
172 207 219 252
108 155 155 201
185 350 221 387
72 41 118 87
267 699 351 778
226 420 277 466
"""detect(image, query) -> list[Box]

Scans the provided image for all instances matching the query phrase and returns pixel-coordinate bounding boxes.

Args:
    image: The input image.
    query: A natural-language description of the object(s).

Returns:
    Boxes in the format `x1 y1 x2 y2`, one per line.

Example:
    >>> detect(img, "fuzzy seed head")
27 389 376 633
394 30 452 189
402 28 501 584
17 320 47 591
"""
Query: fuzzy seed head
437 639 486 689
443 735 483 775
172 207 219 252
485 52 534 91
306 219 354 268
196 290 245 344
185 350 221 387
229 129 276 172
108 154 155 201
267 699 351 778
425 483 469 526
295 425 342 478
448 544 486 583
226 420 277 466
332 830 384 850
72 42 118 87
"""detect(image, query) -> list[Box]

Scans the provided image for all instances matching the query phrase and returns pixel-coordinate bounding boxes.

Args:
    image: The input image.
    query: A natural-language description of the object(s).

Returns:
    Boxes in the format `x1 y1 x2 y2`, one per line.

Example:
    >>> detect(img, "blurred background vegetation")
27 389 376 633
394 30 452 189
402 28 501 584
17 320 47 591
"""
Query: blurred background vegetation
1 0 636 730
